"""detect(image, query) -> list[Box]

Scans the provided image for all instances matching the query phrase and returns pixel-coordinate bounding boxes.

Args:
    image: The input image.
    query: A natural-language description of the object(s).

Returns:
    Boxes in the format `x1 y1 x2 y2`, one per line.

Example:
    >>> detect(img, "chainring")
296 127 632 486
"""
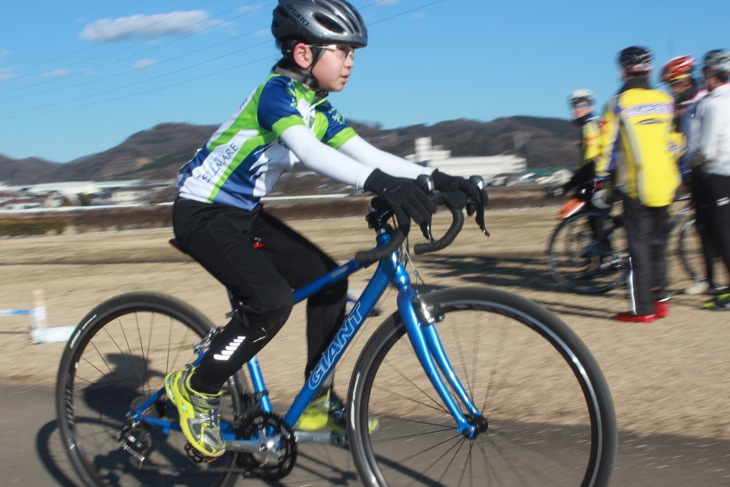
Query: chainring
234 411 297 480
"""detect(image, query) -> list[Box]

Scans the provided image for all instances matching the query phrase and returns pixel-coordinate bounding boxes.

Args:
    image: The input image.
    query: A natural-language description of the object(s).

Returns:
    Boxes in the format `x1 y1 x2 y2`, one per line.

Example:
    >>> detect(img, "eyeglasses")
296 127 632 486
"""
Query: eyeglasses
572 102 591 109
308 44 356 60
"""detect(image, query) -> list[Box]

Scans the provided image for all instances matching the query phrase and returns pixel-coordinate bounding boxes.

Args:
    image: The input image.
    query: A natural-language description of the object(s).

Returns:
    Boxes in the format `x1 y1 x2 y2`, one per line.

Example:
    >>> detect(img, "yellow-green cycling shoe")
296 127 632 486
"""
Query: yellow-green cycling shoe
165 366 225 458
702 293 730 311
297 389 379 434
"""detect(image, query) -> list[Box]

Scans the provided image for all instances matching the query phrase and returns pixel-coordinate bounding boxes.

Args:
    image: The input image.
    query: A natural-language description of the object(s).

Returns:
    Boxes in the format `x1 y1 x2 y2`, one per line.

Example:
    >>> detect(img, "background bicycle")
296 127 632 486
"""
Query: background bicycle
547 189 703 295
56 189 617 486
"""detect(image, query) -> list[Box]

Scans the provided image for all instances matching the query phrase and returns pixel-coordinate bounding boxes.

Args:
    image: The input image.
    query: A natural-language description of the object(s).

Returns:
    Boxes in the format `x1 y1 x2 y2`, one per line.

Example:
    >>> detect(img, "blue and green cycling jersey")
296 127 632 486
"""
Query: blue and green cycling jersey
177 73 357 210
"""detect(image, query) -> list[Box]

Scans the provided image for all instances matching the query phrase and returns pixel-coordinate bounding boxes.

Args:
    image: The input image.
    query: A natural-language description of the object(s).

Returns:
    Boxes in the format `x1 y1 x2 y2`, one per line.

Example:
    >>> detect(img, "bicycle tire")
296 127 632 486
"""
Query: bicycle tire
55 292 244 487
677 216 705 283
547 211 629 294
347 286 617 487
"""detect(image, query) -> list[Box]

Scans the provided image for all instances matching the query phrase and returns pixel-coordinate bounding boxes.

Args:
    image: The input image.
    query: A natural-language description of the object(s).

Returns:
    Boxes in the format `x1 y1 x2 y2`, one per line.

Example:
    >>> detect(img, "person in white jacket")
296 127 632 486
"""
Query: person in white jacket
690 49 730 310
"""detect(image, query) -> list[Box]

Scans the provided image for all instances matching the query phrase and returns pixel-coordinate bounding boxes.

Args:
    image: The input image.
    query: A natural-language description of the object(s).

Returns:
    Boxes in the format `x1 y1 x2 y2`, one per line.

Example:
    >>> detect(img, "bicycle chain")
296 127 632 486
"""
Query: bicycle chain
134 457 260 477
129 410 296 480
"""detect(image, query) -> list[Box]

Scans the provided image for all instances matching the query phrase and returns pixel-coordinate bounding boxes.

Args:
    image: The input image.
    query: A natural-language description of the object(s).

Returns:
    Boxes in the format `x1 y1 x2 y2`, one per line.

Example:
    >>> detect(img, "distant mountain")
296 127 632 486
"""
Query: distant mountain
0 155 60 185
0 117 580 186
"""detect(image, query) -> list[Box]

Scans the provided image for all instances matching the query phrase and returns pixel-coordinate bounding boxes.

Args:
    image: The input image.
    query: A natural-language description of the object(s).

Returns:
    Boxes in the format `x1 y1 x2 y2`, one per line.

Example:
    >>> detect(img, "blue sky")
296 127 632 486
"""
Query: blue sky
2 0 729 163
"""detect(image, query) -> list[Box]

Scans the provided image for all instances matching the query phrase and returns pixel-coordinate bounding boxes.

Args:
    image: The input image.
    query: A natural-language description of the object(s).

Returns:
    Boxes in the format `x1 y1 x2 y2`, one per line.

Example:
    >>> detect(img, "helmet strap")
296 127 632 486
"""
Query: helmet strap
273 63 329 99
275 42 331 97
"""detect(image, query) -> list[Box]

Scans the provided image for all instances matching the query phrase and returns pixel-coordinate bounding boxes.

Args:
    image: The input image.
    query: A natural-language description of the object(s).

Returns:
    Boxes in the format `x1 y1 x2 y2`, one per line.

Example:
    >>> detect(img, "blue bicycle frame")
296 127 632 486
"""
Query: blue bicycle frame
130 228 481 440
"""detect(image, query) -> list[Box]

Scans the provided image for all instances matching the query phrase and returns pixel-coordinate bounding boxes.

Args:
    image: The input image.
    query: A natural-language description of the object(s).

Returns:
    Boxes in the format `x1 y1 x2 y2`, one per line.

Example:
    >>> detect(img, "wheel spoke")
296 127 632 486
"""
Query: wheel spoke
349 287 616 486
548 212 629 294
56 292 241 487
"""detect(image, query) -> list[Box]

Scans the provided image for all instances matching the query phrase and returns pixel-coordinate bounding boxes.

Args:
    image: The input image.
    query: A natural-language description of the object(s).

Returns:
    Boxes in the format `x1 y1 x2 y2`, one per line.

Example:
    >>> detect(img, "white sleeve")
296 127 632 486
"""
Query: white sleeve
699 98 719 162
279 125 375 189
339 135 434 180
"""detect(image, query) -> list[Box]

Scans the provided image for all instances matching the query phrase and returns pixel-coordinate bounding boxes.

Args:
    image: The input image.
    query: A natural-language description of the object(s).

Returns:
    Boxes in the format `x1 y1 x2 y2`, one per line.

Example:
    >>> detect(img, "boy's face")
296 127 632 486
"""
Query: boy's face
310 45 356 92
295 43 356 92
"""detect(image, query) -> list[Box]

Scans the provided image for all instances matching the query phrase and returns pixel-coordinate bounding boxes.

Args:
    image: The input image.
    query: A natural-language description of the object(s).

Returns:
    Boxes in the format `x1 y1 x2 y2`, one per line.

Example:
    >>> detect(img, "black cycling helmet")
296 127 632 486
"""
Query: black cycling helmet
619 46 653 73
271 0 368 48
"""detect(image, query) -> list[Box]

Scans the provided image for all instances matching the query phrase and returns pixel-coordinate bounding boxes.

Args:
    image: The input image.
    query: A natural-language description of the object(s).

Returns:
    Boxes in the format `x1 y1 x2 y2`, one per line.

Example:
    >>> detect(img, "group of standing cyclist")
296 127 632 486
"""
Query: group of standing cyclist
565 46 730 322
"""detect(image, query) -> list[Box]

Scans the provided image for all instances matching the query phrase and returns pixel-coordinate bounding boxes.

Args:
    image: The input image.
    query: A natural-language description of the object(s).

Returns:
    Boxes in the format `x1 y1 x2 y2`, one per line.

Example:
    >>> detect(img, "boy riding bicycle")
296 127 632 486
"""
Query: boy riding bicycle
165 0 485 458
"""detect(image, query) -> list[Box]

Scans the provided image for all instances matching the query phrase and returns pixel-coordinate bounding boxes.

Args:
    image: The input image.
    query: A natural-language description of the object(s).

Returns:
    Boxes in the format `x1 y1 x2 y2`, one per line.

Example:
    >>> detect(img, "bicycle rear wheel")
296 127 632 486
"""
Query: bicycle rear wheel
55 292 243 487
547 211 629 294
347 287 616 487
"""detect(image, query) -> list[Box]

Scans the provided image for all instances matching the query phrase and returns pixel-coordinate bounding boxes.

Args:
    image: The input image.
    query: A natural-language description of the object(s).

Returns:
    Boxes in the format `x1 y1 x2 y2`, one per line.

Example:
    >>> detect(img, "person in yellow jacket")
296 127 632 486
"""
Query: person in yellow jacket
563 89 603 194
595 46 681 323
562 89 615 263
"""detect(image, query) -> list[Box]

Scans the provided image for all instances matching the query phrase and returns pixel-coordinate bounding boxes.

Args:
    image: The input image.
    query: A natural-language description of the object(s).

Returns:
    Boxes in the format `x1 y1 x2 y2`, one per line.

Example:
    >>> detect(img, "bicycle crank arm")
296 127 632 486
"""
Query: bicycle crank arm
224 437 282 457
295 430 348 446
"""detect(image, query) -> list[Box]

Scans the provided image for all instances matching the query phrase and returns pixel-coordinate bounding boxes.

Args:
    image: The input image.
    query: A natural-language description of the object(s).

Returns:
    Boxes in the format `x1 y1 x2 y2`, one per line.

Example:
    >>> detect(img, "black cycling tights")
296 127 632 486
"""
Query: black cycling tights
704 174 730 281
172 198 347 395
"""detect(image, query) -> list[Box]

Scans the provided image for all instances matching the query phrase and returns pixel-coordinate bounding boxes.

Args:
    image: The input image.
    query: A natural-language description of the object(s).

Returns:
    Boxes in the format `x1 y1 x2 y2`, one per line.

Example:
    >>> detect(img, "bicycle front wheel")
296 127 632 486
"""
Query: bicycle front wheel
547 211 629 294
347 287 617 487
55 292 243 487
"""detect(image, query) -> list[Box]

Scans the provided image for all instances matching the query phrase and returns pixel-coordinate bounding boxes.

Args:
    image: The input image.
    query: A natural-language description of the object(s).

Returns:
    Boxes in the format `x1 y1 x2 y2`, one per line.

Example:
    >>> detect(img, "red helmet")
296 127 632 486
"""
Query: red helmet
661 55 695 83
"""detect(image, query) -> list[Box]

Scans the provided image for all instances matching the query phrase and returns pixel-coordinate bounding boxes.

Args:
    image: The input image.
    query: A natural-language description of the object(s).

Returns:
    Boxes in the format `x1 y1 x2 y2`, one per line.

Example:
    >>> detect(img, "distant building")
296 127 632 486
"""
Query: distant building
24 181 100 197
0 194 45 210
405 137 526 182
0 179 174 210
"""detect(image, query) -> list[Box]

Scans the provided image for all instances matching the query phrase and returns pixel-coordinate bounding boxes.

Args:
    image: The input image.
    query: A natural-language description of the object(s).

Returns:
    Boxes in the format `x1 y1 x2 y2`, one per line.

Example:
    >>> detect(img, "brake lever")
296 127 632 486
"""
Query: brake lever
479 220 490 237
417 173 437 243
468 176 490 237
420 221 436 243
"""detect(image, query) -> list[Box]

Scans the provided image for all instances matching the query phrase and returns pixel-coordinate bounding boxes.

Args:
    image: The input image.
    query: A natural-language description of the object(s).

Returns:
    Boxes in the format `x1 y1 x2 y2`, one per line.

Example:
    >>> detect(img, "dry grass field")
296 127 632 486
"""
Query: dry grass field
1 202 729 444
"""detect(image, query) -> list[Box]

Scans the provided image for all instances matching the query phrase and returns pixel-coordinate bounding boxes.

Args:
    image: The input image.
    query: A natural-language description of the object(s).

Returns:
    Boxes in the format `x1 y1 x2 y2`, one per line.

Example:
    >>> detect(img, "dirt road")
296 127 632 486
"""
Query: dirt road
1 205 729 447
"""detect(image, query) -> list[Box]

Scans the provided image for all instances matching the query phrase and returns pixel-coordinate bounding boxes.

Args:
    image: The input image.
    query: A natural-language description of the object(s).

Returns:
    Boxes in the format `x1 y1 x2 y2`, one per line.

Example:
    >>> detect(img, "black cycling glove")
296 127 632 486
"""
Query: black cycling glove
432 169 489 235
431 170 487 206
364 169 436 227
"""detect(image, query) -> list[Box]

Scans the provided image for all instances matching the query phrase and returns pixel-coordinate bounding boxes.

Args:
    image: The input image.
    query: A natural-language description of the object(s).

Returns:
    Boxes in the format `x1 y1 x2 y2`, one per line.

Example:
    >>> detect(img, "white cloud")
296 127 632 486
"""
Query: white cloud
0 67 16 81
129 59 159 71
237 5 264 14
41 68 70 78
0 50 11 57
80 11 222 43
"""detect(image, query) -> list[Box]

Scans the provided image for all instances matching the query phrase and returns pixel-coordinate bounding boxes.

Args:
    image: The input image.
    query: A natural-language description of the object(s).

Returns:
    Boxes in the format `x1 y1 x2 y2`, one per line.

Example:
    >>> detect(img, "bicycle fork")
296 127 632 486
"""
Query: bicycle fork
398 287 485 439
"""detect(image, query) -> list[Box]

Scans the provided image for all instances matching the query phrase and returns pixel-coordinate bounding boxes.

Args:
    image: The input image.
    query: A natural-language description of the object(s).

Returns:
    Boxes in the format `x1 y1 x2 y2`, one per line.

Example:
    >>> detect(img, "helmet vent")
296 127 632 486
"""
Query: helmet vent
313 13 346 34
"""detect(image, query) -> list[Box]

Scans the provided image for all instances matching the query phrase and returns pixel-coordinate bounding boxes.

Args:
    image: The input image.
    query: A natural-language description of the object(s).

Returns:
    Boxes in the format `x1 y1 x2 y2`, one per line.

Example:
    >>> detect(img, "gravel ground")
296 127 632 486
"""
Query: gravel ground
1 203 729 443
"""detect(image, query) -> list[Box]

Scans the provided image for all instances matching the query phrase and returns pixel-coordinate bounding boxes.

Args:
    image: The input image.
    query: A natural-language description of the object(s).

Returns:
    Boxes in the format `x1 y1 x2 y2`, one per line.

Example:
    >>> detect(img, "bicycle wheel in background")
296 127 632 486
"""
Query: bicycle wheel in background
677 216 706 283
55 292 244 487
547 211 629 294
348 287 617 487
